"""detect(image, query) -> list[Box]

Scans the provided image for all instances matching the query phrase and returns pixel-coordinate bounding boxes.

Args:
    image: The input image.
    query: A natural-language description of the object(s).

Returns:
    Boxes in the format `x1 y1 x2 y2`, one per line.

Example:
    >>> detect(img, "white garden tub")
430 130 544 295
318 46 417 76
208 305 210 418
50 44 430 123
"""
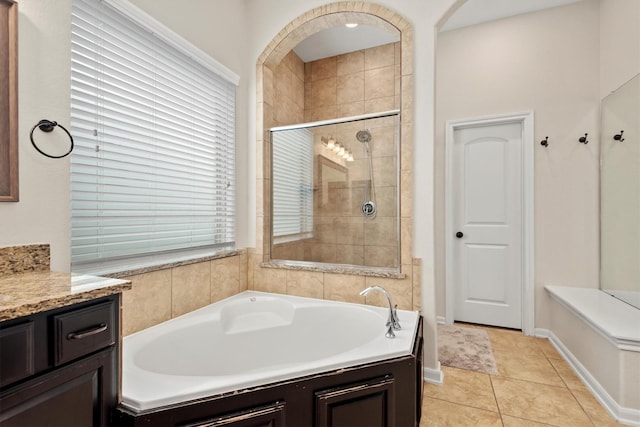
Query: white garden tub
121 291 419 412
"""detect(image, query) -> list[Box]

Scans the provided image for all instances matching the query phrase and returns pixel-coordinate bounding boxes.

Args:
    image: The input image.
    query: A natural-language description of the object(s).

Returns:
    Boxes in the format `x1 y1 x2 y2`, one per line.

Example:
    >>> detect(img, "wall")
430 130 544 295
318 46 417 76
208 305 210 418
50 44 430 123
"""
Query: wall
434 0 601 327
0 1 73 272
599 0 640 98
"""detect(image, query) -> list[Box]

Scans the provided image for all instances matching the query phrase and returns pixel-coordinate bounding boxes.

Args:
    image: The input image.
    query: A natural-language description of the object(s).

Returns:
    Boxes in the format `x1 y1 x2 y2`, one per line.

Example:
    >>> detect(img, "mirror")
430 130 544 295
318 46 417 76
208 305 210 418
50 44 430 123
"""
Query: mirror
271 112 400 270
0 0 18 202
600 73 640 309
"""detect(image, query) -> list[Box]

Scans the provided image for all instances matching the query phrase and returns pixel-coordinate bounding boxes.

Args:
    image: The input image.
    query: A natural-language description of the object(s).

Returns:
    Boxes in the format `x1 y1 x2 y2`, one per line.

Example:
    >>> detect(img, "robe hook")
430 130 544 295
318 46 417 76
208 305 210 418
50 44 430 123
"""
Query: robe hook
613 130 625 142
540 136 549 147
578 133 588 144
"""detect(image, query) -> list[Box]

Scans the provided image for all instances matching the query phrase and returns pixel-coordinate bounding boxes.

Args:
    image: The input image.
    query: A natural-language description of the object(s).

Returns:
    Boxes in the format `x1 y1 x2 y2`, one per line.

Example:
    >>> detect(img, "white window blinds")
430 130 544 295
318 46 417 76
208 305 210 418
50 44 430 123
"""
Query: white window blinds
70 0 236 273
271 128 314 240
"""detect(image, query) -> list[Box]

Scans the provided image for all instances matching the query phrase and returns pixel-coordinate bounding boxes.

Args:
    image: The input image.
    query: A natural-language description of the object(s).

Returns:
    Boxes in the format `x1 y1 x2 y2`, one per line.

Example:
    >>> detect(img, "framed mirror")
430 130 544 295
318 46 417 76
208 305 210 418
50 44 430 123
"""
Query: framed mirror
0 0 18 202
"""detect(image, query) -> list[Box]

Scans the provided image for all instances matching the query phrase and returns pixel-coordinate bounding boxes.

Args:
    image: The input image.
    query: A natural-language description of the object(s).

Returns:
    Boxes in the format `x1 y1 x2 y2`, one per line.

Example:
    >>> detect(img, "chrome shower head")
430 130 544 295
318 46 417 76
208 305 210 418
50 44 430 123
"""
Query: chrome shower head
356 129 371 143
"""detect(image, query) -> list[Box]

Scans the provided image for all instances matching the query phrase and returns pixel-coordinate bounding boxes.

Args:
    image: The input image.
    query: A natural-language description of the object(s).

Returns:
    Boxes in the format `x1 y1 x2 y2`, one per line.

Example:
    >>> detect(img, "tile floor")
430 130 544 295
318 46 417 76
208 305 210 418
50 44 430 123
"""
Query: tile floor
420 324 626 427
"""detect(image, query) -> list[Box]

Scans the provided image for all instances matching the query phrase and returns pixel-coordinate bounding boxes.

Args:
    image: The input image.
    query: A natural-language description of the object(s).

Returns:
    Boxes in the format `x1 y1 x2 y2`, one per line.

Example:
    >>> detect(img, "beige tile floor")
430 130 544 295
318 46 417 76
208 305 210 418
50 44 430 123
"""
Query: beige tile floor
420 324 626 427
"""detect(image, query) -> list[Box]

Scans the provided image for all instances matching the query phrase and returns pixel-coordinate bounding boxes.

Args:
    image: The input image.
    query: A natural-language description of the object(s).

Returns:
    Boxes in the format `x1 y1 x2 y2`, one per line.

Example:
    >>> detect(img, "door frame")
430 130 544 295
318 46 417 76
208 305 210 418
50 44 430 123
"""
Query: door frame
444 111 535 335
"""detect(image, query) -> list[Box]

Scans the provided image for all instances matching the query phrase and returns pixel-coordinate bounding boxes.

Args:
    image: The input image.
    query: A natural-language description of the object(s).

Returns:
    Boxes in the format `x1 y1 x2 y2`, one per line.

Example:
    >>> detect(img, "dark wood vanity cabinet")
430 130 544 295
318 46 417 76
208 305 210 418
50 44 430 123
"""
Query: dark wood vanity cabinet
0 295 120 426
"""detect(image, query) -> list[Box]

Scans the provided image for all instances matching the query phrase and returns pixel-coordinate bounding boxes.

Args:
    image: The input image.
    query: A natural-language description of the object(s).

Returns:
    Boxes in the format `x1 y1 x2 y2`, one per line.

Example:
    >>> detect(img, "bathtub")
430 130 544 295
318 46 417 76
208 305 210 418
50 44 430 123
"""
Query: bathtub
121 291 420 412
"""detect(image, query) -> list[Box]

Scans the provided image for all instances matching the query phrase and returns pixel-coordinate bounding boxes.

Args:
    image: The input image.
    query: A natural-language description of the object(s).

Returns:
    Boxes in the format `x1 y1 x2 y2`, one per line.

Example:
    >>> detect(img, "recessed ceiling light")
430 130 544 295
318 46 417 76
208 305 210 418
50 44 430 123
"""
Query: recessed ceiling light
345 23 358 28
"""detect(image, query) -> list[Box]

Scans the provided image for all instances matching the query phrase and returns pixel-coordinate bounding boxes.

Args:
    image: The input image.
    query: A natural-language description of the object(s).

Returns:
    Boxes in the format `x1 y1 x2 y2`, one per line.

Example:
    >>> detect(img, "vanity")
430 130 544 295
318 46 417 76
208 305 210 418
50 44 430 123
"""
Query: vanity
0 252 131 426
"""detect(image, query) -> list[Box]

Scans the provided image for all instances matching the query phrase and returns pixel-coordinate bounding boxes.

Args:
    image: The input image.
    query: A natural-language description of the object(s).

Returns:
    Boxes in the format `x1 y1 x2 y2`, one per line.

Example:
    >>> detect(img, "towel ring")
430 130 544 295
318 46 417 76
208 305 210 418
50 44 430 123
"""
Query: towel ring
30 119 74 159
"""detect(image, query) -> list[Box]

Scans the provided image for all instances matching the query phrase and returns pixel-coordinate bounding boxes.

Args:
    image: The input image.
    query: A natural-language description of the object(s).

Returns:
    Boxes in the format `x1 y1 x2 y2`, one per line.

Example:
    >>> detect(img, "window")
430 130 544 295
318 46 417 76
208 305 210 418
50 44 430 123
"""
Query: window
70 0 238 274
271 128 314 242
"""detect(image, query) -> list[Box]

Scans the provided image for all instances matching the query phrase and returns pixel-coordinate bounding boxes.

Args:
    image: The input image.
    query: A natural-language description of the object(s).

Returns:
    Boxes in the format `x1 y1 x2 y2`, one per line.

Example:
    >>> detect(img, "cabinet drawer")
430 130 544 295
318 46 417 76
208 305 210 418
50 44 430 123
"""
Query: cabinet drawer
0 322 35 387
54 300 115 366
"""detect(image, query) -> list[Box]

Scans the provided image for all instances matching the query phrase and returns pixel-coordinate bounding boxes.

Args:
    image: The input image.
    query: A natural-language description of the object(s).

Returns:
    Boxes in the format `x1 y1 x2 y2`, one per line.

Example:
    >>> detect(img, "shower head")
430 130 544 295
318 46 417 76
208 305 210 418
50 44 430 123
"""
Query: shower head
356 129 371 143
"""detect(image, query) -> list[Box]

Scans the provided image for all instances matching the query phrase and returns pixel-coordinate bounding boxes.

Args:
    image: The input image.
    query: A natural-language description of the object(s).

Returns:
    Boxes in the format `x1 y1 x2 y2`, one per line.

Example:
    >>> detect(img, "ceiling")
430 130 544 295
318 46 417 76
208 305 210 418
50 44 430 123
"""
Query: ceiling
293 0 583 62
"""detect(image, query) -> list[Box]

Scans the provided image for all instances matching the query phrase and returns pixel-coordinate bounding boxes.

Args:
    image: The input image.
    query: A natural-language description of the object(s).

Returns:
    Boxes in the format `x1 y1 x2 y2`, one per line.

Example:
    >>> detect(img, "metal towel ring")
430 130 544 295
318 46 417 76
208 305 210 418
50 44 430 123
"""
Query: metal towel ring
30 119 74 159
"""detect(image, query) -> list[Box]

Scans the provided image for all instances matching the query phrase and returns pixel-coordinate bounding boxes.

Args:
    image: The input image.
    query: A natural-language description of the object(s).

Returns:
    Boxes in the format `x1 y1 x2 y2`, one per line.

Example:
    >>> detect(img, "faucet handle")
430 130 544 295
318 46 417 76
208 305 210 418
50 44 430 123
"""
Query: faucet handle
391 305 401 330
385 324 396 339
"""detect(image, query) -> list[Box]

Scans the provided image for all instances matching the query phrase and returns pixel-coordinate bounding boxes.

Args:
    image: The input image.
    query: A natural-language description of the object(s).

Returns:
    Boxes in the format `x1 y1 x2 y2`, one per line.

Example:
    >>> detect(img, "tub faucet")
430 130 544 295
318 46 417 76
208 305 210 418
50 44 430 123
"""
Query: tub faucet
359 286 401 339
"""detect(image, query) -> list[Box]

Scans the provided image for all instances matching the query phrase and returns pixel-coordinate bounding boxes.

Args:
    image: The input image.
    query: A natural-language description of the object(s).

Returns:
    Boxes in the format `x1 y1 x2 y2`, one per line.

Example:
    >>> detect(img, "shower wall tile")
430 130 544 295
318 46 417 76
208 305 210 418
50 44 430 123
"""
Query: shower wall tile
172 262 211 317
309 77 337 108
364 66 395 99
337 50 364 76
336 73 364 104
335 244 364 266
334 217 365 245
121 269 172 336
364 96 395 114
365 43 395 70
309 56 337 81
365 245 398 269
336 101 365 118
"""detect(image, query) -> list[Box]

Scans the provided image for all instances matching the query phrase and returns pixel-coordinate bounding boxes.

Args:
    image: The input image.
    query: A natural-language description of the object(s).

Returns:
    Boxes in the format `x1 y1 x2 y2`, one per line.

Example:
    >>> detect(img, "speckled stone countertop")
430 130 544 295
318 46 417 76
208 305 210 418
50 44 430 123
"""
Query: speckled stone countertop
0 271 131 321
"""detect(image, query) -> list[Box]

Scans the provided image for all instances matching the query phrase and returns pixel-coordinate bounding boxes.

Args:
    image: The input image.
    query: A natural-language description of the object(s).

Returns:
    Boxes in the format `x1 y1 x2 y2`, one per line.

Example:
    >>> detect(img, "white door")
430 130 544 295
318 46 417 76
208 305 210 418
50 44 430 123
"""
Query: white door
451 121 523 329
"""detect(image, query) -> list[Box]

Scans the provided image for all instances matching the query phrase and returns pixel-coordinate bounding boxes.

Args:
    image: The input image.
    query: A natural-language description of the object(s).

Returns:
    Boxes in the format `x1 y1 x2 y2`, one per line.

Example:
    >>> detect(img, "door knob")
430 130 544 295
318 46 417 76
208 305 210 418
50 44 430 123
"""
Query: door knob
456 231 464 238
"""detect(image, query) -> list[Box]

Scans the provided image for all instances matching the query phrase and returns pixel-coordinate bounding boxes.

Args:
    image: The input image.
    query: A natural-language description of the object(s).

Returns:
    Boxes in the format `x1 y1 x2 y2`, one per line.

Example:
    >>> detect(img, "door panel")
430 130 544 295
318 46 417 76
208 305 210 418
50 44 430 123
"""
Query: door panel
452 122 523 329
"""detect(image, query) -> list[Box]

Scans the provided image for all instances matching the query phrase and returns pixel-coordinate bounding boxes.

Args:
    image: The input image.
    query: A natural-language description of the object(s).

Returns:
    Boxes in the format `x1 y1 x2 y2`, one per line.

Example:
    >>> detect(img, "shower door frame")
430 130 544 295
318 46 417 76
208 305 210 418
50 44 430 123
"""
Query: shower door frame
269 109 402 274
444 111 535 335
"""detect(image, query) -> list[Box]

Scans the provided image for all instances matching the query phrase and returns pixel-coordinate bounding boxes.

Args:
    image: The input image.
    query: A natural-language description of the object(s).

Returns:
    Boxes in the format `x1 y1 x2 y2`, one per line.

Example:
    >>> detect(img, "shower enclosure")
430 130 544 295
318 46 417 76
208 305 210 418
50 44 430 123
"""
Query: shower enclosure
270 110 400 269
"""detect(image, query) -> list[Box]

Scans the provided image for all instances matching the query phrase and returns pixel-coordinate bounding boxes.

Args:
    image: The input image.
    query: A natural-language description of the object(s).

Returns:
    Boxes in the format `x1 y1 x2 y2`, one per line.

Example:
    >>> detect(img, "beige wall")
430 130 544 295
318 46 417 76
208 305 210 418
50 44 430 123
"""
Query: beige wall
435 0 602 327
599 0 640 98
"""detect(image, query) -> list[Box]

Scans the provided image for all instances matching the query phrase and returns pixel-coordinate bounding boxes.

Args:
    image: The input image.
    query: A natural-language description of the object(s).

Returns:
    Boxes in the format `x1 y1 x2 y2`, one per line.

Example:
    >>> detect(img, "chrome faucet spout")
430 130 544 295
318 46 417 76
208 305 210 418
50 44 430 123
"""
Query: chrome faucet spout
360 286 401 338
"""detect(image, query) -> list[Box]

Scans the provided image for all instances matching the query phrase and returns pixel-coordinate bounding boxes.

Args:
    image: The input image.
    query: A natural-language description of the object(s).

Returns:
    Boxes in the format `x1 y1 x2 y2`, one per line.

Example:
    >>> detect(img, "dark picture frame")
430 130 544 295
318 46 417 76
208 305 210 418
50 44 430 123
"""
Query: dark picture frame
0 0 18 202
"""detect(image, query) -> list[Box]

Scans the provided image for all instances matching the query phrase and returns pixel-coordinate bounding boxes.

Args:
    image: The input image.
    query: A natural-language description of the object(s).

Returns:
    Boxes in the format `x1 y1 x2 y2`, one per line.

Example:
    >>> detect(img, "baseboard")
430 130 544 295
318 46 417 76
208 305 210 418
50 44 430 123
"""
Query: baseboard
436 316 446 325
541 328 640 427
423 362 443 385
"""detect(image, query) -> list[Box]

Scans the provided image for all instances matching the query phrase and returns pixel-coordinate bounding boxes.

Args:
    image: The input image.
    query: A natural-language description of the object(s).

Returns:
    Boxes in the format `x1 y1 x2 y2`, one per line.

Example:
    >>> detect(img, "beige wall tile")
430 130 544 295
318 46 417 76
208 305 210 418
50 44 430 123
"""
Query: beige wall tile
310 56 337 81
337 50 364 76
286 270 324 299
335 244 365 266
255 267 287 294
364 274 413 310
309 78 337 108
121 269 172 336
171 262 211 317
365 43 395 70
324 273 366 303
364 66 395 99
211 256 240 303
336 73 364 105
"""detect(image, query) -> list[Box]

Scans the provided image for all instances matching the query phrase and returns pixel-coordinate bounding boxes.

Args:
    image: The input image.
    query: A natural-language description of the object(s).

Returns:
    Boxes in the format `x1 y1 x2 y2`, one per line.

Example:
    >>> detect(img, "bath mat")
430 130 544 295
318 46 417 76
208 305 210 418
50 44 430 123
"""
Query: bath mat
437 324 498 375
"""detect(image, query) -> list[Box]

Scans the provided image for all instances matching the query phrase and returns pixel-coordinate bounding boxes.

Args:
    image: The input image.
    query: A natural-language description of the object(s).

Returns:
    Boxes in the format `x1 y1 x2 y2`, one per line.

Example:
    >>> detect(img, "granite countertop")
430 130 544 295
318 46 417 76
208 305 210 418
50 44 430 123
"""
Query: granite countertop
0 271 131 321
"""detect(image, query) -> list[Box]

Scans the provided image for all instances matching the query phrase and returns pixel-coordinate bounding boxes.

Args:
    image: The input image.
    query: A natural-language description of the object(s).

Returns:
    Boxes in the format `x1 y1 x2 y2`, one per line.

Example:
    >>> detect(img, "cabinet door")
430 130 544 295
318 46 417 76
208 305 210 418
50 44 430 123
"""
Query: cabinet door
181 402 285 427
315 376 395 427
0 346 115 427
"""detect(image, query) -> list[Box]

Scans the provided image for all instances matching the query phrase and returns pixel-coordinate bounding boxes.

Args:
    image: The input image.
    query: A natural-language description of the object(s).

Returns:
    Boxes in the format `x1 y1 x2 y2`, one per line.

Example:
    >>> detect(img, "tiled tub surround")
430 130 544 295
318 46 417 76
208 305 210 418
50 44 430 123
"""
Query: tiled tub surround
119 251 248 336
255 3 418 312
546 286 640 425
